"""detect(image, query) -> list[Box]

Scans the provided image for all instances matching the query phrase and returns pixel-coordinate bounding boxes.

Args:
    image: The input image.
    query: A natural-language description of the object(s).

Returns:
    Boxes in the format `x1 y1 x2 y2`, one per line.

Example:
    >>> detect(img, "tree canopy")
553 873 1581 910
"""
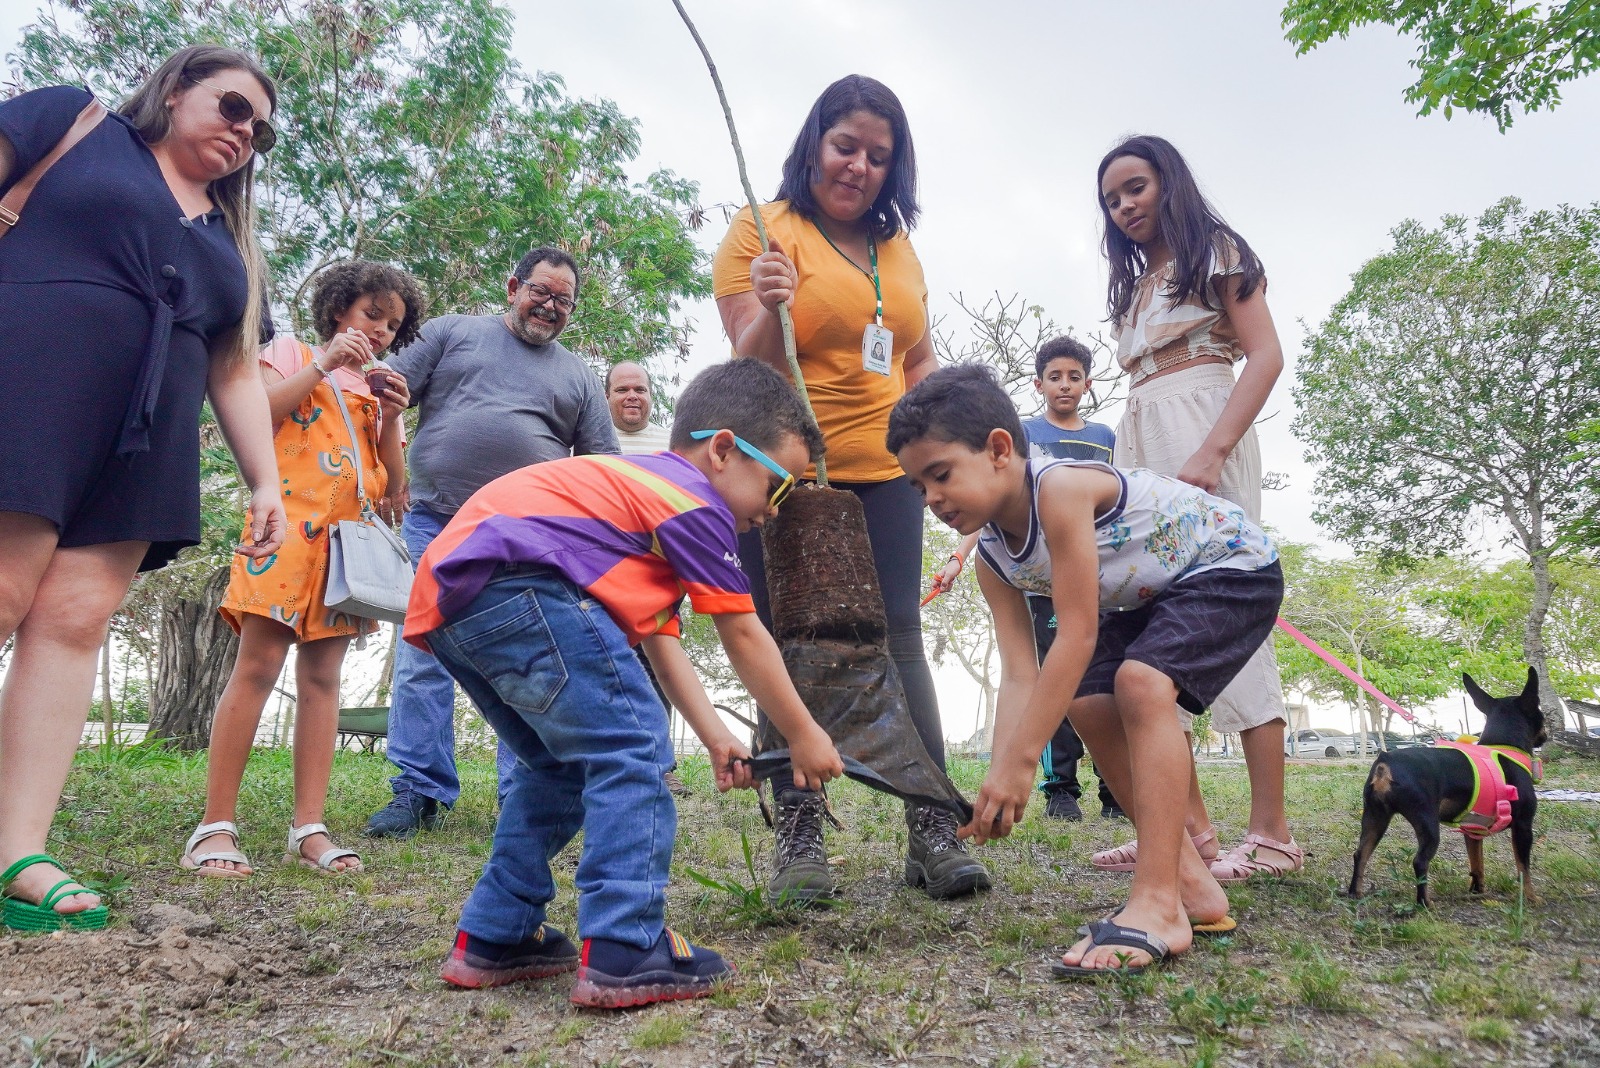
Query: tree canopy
1293 198 1600 727
1281 0 1600 130
8 0 710 363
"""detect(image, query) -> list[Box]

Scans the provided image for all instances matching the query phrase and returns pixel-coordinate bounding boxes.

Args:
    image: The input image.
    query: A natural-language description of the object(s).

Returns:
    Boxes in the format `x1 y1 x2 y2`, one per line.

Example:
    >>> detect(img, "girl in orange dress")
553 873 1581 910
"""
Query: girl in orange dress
182 261 425 878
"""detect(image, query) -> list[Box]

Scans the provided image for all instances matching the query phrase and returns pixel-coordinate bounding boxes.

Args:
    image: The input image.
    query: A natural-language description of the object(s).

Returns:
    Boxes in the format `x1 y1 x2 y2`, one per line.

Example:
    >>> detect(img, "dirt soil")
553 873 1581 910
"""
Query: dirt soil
4 755 1600 1067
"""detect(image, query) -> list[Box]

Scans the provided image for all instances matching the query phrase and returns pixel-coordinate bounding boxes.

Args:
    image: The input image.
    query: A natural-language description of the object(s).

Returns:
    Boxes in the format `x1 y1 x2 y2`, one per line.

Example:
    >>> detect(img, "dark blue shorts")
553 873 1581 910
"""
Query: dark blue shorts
1076 561 1284 715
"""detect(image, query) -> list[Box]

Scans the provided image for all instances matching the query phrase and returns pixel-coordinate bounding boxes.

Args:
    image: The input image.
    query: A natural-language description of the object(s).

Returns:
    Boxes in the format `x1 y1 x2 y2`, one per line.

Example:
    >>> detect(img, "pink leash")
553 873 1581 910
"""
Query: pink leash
1274 617 1415 724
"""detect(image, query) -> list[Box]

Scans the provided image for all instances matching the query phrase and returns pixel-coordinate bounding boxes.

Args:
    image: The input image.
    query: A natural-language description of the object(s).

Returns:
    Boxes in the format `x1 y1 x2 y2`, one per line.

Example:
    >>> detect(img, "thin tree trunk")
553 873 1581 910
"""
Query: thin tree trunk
147 567 240 751
1523 549 1562 736
100 637 114 746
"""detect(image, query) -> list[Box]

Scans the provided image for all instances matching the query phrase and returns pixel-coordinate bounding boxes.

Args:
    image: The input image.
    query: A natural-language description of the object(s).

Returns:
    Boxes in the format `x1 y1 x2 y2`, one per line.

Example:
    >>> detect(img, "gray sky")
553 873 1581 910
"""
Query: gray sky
6 2 1594 733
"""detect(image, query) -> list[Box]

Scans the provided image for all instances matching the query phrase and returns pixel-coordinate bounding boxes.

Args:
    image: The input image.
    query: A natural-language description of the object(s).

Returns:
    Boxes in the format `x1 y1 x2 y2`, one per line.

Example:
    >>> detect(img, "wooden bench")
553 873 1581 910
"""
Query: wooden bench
337 706 390 753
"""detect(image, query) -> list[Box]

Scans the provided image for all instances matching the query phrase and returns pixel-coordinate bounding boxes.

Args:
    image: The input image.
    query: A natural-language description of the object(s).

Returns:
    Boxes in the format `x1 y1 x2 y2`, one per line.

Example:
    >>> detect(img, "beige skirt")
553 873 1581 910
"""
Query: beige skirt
1114 362 1286 734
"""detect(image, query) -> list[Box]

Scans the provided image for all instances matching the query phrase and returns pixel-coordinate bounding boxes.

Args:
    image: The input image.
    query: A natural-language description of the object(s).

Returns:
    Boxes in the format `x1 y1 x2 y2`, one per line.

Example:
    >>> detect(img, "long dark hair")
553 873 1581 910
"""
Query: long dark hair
119 45 277 364
776 75 919 239
1097 135 1263 326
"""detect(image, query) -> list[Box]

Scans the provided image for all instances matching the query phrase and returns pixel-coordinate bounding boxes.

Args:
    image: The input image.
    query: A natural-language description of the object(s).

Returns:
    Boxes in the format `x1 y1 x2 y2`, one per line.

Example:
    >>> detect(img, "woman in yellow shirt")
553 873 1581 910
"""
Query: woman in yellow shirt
713 75 988 904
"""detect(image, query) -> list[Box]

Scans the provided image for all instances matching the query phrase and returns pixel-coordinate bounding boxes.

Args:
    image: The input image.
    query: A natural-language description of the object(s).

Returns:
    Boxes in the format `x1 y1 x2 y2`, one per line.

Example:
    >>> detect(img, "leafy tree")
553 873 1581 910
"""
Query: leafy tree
1294 198 1600 733
8 0 711 744
920 524 1000 751
1278 542 1459 742
9 0 708 358
1282 0 1600 130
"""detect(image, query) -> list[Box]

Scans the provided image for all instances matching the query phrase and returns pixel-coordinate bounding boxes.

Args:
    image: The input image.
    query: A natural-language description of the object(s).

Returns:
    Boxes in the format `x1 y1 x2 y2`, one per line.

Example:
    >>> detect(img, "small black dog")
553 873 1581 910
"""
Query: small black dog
1348 667 1547 907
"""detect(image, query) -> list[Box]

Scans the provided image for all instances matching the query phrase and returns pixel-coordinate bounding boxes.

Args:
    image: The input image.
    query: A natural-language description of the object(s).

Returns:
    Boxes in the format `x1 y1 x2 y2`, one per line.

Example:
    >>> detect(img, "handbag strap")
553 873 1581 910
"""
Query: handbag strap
311 344 375 518
0 99 108 238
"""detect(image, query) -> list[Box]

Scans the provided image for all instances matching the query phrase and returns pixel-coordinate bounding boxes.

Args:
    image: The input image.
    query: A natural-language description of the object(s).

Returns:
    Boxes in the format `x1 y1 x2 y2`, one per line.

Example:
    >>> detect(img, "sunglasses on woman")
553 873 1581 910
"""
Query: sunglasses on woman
195 80 277 154
689 430 797 511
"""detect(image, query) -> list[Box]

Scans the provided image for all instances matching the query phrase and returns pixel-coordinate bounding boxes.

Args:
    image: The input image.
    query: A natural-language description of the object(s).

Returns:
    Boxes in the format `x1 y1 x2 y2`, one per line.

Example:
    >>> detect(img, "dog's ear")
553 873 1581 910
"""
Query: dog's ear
1462 672 1491 709
1521 667 1542 717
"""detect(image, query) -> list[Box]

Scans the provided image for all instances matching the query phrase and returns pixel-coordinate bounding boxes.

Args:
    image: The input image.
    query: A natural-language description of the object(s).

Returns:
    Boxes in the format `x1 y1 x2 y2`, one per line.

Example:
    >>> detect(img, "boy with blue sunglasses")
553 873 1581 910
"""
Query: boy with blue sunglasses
404 359 843 1008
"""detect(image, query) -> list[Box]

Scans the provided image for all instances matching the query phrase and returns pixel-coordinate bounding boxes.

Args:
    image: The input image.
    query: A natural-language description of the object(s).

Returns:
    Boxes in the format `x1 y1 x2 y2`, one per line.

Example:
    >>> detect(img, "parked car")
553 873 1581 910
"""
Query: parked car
1284 730 1346 758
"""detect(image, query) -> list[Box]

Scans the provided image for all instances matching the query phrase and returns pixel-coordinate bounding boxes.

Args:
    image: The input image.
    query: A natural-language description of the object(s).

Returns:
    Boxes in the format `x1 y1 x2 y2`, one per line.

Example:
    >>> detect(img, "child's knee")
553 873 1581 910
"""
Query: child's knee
1112 660 1179 715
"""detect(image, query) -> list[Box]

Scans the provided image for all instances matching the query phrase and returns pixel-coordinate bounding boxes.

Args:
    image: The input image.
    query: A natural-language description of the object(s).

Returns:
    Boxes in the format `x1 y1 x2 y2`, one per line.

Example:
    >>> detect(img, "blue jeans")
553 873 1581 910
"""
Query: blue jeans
427 568 676 947
387 503 515 807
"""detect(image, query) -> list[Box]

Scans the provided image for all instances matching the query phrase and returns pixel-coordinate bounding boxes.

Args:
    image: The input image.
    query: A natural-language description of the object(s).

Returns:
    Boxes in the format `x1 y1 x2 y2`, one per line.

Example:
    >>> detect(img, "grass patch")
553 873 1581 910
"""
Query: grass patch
630 1015 691 1049
17 742 1596 1068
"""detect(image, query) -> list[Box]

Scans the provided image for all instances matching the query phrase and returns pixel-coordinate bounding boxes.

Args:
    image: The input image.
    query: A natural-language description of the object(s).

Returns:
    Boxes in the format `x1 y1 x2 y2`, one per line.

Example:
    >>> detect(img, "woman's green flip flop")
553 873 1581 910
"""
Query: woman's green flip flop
1 854 109 933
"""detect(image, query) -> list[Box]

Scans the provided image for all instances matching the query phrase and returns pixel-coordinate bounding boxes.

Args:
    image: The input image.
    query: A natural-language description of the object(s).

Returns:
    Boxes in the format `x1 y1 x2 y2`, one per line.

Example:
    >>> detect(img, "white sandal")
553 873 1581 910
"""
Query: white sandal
285 823 362 874
180 820 253 878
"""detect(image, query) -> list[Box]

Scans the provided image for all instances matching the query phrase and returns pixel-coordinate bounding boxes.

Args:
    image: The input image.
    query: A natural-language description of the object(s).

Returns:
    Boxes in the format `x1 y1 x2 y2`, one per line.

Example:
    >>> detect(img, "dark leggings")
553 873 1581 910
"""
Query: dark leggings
739 476 945 795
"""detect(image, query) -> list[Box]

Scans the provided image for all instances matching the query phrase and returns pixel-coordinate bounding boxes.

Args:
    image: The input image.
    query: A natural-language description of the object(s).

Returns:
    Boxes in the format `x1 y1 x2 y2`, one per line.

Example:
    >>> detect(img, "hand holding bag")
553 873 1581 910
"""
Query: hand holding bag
321 365 413 624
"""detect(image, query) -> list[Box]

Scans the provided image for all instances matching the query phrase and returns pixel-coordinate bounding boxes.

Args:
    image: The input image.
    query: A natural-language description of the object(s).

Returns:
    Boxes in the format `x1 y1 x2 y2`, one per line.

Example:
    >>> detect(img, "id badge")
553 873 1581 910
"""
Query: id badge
862 323 893 376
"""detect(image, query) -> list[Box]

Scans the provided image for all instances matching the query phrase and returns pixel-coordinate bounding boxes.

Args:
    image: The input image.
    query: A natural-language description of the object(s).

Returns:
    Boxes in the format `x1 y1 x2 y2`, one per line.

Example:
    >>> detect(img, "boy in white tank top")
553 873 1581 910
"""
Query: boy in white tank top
888 364 1282 979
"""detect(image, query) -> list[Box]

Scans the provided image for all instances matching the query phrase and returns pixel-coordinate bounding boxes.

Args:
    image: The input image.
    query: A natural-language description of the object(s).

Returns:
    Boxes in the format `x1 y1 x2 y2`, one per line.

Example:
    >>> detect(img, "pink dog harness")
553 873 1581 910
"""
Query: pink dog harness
1433 740 1542 838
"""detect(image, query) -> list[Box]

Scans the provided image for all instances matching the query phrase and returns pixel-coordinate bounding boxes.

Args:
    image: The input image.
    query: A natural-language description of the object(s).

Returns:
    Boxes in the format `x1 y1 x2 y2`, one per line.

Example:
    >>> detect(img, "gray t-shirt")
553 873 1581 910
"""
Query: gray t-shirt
387 314 619 514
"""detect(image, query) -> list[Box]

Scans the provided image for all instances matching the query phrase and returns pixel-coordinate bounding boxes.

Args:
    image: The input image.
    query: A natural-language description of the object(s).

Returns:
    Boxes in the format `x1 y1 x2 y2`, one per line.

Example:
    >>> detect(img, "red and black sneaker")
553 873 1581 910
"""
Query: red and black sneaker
440 925 579 989
570 929 735 1009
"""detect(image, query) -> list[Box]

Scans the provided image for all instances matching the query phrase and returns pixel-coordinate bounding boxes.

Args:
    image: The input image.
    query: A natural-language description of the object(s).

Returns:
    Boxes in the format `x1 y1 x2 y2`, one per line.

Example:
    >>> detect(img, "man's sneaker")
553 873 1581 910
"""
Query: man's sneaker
363 791 443 839
905 804 991 899
1045 790 1085 821
570 929 734 1008
768 790 836 906
440 926 578 989
663 770 691 798
1101 803 1128 820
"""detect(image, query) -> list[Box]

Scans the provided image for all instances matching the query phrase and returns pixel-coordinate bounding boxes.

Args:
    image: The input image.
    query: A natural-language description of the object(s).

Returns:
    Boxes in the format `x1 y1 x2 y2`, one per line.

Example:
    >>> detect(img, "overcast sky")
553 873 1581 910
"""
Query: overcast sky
6 2 1594 734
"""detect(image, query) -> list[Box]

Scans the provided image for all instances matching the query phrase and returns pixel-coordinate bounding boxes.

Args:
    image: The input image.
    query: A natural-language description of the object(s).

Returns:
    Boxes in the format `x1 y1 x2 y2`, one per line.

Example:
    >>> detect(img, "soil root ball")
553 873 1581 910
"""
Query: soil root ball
761 485 886 644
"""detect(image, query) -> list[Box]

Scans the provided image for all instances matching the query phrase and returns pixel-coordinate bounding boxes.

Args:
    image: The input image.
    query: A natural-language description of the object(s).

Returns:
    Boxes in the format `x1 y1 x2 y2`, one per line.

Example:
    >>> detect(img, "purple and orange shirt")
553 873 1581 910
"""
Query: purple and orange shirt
404 451 753 651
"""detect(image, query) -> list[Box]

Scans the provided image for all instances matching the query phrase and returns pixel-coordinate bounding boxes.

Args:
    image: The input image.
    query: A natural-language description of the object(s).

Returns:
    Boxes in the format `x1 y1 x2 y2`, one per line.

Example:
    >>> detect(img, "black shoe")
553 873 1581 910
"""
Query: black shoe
440 925 579 989
905 804 991 899
1045 790 1085 821
768 791 836 906
363 790 443 839
570 929 733 1008
1101 803 1128 820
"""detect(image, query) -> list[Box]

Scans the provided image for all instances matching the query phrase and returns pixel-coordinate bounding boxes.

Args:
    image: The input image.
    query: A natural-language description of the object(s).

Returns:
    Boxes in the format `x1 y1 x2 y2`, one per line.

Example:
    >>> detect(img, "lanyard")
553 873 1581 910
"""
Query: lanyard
814 220 883 326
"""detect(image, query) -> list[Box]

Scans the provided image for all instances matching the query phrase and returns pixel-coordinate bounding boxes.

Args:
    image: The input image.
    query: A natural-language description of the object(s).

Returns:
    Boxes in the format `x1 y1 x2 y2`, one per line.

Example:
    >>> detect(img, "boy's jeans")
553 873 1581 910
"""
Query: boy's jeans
427 567 676 948
386 503 515 807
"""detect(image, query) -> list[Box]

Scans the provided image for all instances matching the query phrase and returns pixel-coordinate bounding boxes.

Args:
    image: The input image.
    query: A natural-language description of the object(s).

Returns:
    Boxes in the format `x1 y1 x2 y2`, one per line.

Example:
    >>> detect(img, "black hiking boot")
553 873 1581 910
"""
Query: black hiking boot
1045 789 1085 821
905 804 991 899
768 790 836 906
364 790 444 839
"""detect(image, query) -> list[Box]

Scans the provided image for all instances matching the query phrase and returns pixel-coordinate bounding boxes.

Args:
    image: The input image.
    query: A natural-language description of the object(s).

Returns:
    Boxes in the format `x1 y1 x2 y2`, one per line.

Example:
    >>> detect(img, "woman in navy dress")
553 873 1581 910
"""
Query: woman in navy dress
0 45 286 930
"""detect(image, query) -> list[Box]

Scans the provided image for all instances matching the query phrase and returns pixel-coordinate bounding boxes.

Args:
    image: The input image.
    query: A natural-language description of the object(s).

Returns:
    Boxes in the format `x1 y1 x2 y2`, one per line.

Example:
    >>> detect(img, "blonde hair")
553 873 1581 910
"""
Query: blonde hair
118 45 275 365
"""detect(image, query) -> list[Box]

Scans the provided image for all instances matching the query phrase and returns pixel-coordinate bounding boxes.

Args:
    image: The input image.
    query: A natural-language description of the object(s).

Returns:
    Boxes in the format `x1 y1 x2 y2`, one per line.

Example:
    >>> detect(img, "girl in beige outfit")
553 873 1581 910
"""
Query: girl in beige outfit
1094 134 1302 883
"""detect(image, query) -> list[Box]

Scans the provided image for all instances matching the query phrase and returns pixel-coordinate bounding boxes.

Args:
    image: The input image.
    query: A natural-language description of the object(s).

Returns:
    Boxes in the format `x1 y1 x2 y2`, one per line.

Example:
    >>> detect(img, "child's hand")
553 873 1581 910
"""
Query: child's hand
706 734 755 793
320 328 372 373
929 554 963 597
750 238 798 313
788 723 844 792
1175 447 1225 495
958 758 1036 845
376 368 410 416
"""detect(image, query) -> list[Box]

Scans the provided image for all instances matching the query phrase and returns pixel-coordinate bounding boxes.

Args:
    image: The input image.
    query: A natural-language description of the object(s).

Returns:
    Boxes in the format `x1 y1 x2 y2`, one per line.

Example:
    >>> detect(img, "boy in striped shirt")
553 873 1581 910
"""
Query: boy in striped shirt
405 360 843 1008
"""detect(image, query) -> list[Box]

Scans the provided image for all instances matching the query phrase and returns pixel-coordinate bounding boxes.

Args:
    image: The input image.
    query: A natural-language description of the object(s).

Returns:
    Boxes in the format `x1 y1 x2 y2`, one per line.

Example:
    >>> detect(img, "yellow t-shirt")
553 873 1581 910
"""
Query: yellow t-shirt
712 200 928 483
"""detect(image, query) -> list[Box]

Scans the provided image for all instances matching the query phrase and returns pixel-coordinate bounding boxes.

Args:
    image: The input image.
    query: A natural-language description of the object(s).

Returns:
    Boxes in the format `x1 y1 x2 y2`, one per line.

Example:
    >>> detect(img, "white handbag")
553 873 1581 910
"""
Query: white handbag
321 367 413 624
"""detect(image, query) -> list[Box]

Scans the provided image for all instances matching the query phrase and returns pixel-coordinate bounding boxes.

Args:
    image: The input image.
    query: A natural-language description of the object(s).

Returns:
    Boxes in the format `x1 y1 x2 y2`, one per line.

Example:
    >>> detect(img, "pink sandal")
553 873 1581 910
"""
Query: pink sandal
1208 833 1304 884
1091 827 1218 872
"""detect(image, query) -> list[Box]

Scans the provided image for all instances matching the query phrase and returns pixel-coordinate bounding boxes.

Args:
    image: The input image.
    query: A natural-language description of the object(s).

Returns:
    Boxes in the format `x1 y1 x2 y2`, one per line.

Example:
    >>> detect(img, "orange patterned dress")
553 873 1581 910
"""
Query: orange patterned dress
220 337 390 642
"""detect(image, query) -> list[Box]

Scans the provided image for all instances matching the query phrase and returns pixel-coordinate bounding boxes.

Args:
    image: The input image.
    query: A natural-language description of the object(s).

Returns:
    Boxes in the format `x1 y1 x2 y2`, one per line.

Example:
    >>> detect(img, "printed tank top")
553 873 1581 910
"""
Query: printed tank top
975 459 1277 610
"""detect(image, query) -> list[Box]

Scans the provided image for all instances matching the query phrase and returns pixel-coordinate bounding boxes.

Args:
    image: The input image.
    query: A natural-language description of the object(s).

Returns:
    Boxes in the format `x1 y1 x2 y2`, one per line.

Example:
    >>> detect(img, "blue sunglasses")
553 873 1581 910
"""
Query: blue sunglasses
689 429 797 510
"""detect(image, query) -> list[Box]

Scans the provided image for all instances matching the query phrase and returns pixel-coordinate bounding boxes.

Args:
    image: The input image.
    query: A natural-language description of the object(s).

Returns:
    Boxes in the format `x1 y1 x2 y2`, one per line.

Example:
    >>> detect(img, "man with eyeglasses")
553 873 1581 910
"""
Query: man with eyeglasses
368 247 619 838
